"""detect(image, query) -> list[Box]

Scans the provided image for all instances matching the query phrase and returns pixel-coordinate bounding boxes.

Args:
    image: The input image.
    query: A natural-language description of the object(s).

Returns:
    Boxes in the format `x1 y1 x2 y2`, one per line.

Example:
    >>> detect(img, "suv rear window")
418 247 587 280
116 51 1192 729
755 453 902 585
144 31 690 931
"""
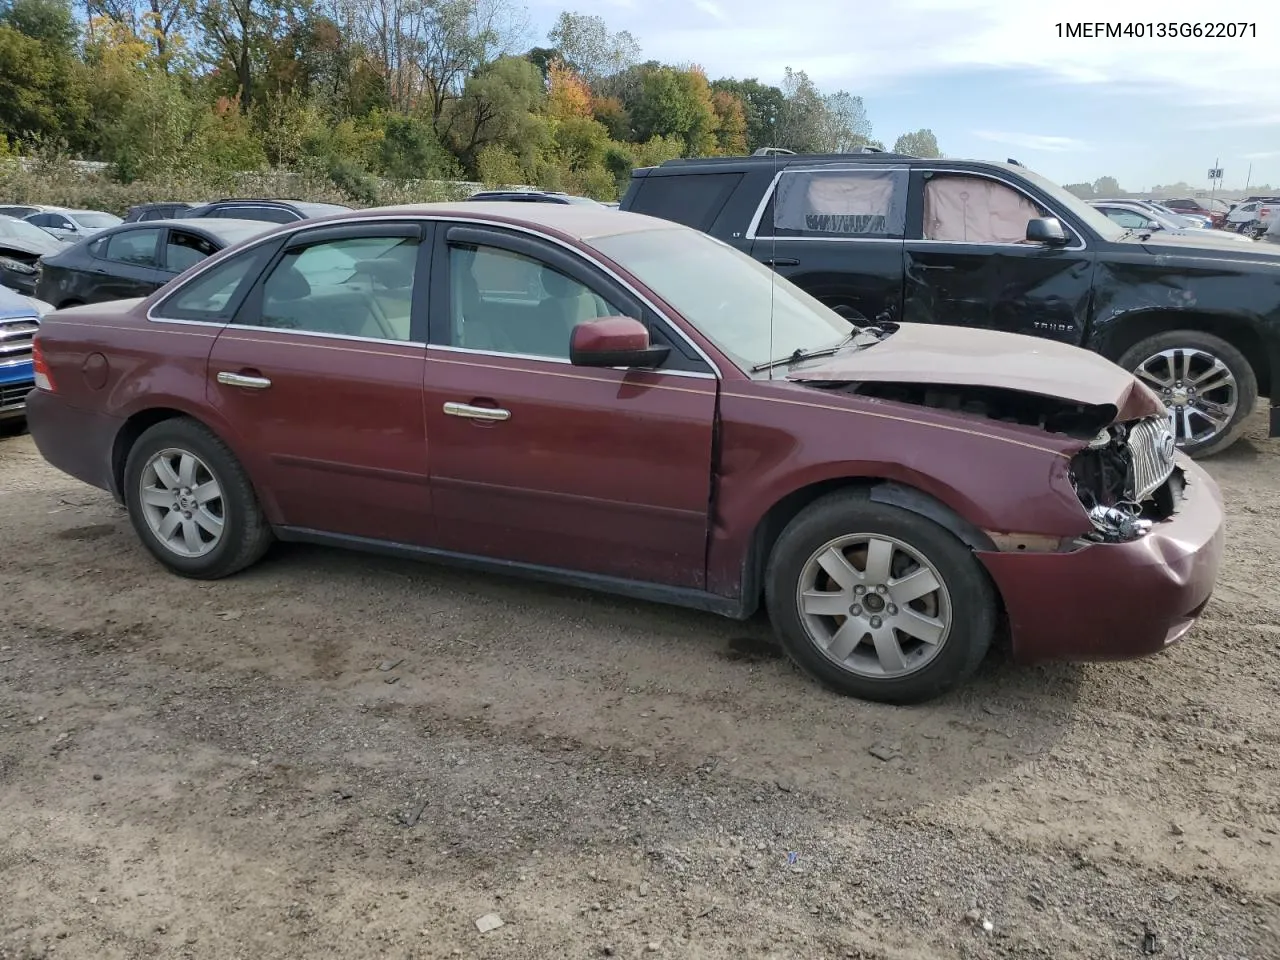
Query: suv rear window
630 173 742 230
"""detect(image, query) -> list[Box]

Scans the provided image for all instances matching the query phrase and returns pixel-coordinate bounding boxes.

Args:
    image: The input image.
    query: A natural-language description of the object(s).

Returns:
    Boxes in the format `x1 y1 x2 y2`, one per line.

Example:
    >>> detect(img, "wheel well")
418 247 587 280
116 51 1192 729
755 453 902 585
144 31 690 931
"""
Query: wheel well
58 299 84 309
111 408 188 496
738 477 999 618
1100 312 1270 396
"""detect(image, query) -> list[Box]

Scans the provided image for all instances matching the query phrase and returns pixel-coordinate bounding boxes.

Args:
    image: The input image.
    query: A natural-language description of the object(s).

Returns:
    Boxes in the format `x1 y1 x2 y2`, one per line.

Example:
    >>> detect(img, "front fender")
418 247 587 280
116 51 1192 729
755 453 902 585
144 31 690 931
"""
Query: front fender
706 384 1091 599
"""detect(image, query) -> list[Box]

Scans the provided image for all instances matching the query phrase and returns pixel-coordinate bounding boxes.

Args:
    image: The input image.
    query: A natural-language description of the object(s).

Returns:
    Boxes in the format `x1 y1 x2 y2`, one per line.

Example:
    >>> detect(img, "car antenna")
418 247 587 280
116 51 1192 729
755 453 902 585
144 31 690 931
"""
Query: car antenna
767 131 779 380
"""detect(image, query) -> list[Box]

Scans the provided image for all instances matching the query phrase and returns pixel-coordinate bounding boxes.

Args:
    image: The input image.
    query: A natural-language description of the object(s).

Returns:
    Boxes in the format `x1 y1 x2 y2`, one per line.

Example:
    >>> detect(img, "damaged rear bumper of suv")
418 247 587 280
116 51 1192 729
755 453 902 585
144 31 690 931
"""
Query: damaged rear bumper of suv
976 456 1224 663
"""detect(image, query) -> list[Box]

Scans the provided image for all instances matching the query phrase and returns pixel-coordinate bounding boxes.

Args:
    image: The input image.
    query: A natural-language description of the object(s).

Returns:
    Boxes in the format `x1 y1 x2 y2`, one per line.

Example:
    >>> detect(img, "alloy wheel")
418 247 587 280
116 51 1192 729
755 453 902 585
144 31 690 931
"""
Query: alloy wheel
138 447 225 558
796 533 952 678
1132 347 1238 448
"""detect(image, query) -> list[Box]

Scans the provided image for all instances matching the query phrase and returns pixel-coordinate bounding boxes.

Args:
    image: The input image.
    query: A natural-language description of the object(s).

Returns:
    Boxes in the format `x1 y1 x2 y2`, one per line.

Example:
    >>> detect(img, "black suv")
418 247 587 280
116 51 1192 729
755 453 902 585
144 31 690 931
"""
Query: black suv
621 152 1280 456
181 199 352 224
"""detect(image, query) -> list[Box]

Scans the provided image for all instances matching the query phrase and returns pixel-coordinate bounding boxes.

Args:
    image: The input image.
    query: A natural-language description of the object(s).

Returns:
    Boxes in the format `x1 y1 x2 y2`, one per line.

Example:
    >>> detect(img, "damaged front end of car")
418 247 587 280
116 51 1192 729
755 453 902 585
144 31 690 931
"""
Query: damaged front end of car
1069 416 1181 542
808 378 1182 545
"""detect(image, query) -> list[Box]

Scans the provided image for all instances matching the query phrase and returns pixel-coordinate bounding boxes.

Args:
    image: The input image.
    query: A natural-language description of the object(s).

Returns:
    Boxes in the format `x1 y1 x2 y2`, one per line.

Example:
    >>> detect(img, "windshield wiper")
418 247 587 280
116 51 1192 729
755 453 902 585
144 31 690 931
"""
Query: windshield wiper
751 328 883 373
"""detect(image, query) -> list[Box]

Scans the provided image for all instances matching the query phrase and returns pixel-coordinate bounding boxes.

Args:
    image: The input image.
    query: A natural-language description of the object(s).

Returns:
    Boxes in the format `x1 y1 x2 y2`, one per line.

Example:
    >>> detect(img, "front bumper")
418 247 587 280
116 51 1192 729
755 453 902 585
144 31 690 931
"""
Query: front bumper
0 363 34 422
977 459 1224 663
25 389 121 494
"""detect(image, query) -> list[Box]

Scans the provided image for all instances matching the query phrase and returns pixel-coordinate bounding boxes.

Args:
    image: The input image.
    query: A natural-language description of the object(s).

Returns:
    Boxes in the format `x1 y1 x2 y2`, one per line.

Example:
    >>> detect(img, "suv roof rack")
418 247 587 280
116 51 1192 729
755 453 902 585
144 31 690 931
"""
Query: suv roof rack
658 150 918 168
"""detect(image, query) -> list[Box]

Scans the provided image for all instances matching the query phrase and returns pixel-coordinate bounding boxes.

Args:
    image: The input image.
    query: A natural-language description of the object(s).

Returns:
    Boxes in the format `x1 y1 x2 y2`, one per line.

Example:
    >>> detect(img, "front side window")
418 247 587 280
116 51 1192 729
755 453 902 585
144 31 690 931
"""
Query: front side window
763 168 908 239
243 234 419 341
446 243 622 359
922 174 1049 244
591 227 849 373
106 228 162 266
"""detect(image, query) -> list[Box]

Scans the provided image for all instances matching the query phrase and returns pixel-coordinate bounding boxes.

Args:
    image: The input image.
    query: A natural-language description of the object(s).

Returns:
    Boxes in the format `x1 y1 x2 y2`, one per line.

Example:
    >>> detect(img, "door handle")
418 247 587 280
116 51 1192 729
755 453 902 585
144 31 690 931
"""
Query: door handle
762 257 800 267
217 371 272 390
444 401 510 422
918 264 955 272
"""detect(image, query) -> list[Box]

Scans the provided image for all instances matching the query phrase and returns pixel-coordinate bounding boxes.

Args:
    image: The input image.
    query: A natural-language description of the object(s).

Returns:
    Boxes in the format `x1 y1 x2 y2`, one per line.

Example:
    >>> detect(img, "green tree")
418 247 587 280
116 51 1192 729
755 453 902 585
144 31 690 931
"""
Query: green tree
448 54 546 171
0 22 90 147
892 128 940 157
817 89 872 152
1062 182 1095 199
1 0 78 49
1093 175 1122 196
711 78 784 152
546 11 639 83
378 112 459 180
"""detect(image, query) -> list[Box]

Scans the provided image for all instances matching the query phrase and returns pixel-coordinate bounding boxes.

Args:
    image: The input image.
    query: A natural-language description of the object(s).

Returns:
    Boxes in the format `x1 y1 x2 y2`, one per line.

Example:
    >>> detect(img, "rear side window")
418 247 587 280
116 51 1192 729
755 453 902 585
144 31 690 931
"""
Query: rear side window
629 173 743 230
165 230 219 273
156 249 266 321
760 169 908 239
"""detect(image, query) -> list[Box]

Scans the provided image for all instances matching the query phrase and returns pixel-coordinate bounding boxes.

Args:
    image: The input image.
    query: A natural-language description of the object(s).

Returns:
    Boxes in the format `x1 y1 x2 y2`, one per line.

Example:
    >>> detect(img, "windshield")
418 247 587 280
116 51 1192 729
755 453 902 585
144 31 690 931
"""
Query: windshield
71 212 123 228
0 216 58 244
591 227 852 372
1006 165 1127 241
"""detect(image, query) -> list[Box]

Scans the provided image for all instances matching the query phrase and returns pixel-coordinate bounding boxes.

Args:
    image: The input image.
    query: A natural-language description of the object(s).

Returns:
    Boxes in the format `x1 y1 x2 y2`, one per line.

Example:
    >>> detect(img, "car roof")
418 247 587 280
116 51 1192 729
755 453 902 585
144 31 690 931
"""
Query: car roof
324 201 680 242
107 217 276 242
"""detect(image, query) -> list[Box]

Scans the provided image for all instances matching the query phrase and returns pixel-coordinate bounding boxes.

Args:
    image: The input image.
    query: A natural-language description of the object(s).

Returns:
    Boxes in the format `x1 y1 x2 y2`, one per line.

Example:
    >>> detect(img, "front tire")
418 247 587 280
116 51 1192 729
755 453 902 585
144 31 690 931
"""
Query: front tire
1118 329 1256 458
123 418 273 579
765 493 996 705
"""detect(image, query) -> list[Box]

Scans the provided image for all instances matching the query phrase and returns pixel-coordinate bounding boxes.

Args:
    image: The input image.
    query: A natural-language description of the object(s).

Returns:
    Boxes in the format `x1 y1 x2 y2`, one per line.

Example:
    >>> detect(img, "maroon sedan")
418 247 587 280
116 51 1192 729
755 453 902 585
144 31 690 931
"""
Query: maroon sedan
25 203 1224 704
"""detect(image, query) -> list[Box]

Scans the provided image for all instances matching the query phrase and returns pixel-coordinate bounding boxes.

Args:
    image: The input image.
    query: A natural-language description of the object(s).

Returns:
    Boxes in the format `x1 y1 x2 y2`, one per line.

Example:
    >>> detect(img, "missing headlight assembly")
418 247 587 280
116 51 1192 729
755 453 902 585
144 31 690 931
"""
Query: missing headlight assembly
1070 416 1182 542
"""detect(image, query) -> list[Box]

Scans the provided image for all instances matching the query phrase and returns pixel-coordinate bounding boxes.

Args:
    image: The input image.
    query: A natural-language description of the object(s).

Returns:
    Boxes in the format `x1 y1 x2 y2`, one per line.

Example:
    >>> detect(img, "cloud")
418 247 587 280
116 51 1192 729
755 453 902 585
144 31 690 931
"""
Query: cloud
973 131 1091 153
1242 151 1280 160
534 0 1279 117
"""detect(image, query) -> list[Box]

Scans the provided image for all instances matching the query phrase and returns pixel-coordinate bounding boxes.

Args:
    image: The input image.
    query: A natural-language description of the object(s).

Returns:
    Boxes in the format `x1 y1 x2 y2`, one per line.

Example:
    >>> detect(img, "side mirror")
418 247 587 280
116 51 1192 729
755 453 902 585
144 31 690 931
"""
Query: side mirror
1026 217 1068 245
1145 219 1163 231
569 316 670 368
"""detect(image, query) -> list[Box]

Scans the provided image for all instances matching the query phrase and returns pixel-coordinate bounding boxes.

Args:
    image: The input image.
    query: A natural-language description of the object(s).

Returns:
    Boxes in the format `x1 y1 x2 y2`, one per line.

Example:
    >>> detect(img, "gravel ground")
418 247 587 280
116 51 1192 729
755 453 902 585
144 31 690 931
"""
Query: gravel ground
1 413 1279 960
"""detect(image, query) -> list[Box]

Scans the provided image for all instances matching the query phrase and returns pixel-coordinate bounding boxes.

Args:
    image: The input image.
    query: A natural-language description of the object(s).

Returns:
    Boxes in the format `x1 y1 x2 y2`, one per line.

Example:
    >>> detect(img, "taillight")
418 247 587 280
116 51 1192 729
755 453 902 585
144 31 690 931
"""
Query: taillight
32 337 56 392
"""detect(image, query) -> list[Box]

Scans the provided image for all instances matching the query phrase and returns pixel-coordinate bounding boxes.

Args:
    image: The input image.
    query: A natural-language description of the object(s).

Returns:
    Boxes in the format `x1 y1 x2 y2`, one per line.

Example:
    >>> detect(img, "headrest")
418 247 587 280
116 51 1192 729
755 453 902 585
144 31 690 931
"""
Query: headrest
266 266 311 301
355 257 413 288
540 268 577 299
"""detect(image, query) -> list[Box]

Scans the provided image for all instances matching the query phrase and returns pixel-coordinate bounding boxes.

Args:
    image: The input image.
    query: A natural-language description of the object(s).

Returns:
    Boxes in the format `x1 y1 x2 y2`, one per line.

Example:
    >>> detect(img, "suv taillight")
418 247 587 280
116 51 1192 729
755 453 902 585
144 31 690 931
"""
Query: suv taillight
32 337 56 392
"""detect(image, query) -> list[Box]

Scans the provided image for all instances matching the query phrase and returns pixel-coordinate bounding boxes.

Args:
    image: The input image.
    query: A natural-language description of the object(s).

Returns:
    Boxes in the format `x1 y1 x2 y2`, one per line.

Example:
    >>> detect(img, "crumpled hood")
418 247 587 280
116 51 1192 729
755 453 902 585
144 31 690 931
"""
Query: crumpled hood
788 323 1167 422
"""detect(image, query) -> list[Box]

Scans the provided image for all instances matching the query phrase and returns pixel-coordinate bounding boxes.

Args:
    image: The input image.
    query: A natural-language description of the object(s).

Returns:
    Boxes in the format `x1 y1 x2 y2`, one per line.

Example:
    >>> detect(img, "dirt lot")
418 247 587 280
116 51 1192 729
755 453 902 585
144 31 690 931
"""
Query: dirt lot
1 415 1279 960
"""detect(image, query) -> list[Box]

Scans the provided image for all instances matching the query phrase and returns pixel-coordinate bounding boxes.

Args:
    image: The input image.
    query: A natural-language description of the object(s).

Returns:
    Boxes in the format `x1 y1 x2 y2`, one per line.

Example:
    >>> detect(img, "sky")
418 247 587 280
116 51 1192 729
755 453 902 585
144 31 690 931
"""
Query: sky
522 0 1280 191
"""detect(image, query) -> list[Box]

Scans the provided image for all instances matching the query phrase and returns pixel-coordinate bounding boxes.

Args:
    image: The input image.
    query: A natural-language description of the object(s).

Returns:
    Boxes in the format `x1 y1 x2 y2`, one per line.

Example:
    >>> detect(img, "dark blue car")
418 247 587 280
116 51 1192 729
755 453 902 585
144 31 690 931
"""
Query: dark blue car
0 286 50 428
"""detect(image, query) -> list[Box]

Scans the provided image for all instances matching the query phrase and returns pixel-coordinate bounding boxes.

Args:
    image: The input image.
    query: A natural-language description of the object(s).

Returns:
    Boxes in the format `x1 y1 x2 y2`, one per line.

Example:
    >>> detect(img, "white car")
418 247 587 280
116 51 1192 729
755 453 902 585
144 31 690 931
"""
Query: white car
1225 198 1279 237
23 208 122 242
1090 201 1255 243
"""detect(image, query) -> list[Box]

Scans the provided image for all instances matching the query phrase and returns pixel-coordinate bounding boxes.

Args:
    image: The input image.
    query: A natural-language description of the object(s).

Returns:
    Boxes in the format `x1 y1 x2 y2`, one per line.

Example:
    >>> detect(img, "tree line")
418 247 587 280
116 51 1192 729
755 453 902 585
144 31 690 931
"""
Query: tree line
0 0 943 202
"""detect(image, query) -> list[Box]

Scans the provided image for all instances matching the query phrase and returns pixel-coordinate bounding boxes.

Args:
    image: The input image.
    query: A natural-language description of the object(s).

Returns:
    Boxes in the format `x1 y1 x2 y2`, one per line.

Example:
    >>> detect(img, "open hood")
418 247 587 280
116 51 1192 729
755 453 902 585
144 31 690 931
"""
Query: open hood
788 322 1167 423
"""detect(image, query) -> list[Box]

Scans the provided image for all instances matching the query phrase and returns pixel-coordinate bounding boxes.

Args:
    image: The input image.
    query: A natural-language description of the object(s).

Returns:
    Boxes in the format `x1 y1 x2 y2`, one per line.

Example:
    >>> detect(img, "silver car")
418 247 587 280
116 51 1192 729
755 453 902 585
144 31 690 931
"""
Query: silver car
1090 201 1255 243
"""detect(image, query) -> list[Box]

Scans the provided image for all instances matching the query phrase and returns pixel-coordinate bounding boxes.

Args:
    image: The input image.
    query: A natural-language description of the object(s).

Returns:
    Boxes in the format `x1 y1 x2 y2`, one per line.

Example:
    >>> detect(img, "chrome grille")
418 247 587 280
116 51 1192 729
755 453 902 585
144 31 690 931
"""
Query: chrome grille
1126 416 1177 502
0 316 38 368
0 380 33 411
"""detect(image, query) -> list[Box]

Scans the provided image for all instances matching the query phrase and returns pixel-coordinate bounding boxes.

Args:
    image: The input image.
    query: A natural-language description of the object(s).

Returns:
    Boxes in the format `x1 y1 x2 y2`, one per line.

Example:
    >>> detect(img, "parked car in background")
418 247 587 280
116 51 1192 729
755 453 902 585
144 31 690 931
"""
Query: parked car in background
0 286 51 430
621 152 1280 456
24 208 123 242
180 199 352 223
125 202 200 222
1225 198 1279 238
35 219 274 308
25 202 1224 704
1162 197 1231 229
1090 200 1255 243
465 190 603 205
0 204 58 220
0 215 68 296
1095 198 1212 229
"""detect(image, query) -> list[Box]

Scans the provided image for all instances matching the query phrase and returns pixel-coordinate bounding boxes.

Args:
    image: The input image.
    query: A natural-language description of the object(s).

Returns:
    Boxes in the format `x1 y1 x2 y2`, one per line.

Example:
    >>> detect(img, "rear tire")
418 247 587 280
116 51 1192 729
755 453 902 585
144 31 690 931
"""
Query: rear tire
765 492 996 705
123 418 272 579
1118 329 1256 458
